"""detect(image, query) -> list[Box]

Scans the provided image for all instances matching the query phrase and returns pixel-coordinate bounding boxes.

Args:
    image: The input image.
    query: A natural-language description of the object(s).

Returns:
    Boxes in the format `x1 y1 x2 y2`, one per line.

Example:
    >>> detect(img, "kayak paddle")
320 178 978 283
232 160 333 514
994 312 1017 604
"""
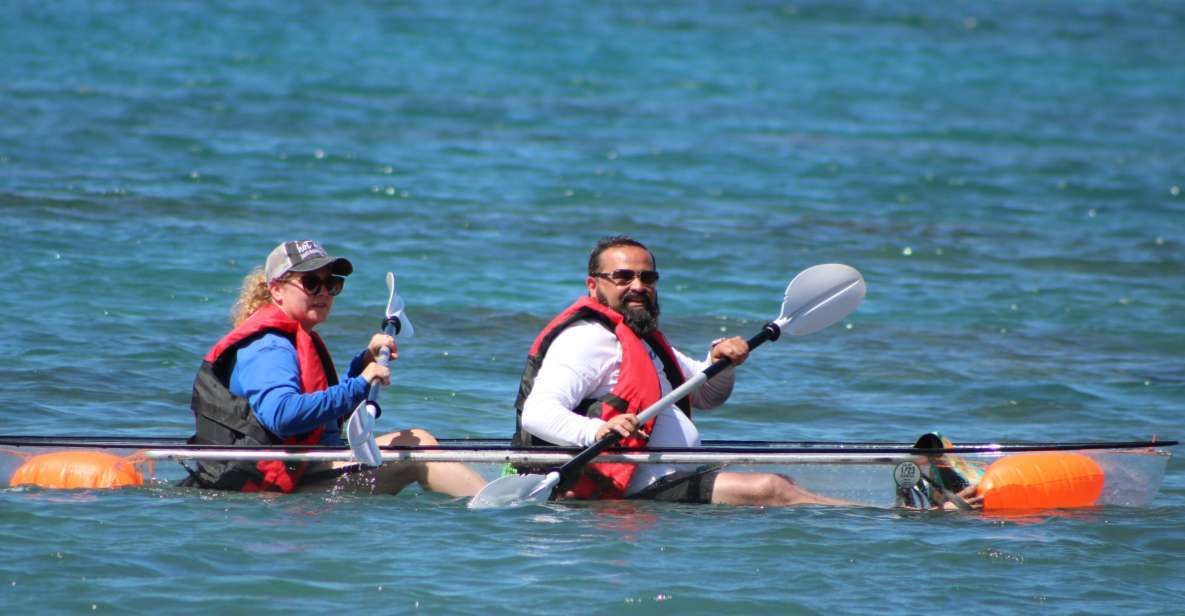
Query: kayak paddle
468 263 866 509
345 272 415 467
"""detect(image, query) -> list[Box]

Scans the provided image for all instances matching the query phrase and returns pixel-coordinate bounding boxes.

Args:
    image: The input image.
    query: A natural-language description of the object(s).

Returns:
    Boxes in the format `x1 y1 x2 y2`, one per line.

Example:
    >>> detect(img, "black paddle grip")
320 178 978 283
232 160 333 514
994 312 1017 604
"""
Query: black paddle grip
381 317 402 335
703 321 780 379
560 430 625 475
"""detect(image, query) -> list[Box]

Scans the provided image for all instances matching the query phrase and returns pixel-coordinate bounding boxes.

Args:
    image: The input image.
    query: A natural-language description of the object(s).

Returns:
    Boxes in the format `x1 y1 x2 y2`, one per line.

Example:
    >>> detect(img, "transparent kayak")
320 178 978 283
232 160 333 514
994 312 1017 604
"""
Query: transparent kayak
0 436 1174 510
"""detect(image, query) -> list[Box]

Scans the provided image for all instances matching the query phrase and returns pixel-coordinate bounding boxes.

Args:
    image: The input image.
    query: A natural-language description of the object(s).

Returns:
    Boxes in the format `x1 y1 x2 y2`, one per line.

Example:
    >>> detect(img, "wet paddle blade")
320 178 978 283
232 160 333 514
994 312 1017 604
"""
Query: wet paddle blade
776 263 865 336
385 272 415 338
468 471 560 509
346 401 382 467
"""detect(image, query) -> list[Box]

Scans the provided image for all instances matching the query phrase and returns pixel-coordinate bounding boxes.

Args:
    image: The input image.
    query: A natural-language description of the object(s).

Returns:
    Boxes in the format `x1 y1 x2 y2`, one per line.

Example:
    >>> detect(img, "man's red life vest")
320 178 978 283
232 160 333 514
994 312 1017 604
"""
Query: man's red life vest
186 303 339 492
513 296 690 499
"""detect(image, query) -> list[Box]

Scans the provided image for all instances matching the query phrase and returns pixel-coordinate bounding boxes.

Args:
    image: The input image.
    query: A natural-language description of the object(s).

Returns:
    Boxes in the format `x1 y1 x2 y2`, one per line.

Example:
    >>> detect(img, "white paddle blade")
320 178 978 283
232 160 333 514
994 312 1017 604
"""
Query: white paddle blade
468 471 560 509
345 402 382 467
777 263 865 336
385 272 415 338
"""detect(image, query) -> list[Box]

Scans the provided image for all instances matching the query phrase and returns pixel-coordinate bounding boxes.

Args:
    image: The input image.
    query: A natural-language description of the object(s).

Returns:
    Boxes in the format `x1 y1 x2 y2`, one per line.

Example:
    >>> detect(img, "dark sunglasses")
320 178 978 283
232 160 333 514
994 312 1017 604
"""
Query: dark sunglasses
592 269 660 286
291 273 345 296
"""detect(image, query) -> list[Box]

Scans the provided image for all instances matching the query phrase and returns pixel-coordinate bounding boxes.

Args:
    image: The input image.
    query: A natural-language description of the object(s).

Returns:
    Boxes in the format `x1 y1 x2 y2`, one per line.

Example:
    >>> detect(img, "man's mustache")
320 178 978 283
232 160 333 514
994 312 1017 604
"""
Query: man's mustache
621 291 653 309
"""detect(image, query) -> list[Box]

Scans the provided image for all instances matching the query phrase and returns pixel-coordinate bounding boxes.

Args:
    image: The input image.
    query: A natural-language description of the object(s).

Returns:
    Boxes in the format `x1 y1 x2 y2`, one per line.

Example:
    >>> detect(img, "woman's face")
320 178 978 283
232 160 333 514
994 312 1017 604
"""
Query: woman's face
269 265 342 329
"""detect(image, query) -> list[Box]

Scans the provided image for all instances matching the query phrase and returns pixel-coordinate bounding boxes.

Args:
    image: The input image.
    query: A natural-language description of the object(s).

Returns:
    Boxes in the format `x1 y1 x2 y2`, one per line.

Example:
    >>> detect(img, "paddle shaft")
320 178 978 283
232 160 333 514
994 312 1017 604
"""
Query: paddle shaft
365 318 400 403
554 322 783 481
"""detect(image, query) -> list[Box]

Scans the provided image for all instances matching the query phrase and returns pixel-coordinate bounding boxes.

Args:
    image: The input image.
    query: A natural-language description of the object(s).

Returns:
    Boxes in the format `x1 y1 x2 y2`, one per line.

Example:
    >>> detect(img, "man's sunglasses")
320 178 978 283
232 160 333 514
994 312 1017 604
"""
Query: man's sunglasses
291 273 346 297
591 269 660 286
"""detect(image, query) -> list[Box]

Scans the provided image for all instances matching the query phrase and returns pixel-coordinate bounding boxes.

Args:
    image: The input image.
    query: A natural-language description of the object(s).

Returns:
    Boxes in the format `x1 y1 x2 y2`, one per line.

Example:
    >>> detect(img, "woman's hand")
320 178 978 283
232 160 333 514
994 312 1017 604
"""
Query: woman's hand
361 361 391 386
365 334 398 365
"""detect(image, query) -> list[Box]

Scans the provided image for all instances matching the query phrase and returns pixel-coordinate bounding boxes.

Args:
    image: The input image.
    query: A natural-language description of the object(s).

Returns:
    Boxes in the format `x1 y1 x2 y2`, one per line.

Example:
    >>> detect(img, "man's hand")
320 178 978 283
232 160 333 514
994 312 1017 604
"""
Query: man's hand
708 336 749 366
595 414 644 440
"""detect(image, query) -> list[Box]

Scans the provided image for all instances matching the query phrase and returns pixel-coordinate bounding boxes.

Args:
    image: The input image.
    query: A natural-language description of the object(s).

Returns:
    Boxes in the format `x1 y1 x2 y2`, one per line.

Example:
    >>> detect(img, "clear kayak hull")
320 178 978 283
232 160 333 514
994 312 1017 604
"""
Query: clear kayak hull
0 436 1173 509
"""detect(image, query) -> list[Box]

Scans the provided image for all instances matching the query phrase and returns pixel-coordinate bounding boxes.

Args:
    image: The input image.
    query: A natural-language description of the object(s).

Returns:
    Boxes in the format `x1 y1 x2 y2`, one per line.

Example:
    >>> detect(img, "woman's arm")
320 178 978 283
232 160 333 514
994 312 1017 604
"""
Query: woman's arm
230 334 368 438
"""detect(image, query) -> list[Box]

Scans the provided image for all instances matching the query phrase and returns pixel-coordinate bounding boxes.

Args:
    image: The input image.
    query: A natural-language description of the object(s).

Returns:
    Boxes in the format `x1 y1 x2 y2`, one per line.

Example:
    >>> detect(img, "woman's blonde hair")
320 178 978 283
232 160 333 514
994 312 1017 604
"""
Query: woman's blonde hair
231 266 275 326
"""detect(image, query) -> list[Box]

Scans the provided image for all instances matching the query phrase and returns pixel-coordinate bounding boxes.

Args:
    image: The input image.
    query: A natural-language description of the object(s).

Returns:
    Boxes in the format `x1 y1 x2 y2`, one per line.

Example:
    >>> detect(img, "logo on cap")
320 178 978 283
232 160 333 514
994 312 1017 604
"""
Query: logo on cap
294 240 327 260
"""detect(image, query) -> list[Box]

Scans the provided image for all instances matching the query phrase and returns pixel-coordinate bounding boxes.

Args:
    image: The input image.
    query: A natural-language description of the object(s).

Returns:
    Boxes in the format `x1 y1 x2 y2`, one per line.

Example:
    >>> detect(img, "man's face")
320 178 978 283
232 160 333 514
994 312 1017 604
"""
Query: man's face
586 245 660 335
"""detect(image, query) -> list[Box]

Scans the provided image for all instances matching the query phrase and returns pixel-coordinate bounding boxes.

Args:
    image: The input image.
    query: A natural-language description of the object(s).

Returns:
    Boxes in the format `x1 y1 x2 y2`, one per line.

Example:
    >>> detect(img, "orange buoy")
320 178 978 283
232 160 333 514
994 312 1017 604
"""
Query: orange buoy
10 451 145 489
977 452 1104 511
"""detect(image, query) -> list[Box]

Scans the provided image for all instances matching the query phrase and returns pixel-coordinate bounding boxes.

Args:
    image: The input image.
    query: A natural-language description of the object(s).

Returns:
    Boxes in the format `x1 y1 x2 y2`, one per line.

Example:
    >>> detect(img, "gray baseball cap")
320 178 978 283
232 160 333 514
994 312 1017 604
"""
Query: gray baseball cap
264 240 354 282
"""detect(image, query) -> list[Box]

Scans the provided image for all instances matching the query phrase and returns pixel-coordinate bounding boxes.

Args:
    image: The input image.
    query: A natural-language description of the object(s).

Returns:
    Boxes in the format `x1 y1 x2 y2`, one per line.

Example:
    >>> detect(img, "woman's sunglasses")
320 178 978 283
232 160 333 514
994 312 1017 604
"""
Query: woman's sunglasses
591 269 660 286
290 273 346 297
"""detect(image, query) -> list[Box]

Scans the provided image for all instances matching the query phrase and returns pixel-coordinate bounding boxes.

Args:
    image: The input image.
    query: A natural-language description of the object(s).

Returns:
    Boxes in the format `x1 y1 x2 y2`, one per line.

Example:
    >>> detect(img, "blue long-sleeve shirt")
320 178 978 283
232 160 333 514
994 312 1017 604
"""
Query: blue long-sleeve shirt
228 333 370 444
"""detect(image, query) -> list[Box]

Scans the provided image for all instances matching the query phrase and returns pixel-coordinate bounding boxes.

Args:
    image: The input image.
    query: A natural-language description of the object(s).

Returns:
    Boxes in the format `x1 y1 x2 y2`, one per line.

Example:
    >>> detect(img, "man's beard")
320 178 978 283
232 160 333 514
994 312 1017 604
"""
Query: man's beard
597 288 660 336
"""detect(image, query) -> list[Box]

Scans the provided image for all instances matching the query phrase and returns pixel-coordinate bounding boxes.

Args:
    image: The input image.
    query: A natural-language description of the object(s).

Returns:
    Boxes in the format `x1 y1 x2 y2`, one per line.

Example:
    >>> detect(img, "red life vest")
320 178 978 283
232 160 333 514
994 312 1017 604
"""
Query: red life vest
205 303 333 396
188 303 337 493
513 297 690 499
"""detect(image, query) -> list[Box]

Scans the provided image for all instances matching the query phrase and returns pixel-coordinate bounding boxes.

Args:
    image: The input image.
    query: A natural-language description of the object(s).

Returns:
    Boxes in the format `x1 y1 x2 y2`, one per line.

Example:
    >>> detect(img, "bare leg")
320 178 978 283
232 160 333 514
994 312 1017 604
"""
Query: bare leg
302 429 487 497
710 471 853 507
372 429 487 497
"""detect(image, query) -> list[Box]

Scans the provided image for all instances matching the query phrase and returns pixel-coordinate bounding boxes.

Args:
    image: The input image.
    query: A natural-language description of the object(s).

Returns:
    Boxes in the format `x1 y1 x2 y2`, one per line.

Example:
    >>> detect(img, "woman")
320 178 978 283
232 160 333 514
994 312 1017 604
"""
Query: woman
186 240 486 497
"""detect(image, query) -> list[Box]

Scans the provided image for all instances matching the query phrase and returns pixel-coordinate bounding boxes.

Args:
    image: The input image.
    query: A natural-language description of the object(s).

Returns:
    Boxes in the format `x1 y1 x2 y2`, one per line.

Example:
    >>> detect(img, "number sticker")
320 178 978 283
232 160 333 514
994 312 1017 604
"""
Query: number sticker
893 461 921 488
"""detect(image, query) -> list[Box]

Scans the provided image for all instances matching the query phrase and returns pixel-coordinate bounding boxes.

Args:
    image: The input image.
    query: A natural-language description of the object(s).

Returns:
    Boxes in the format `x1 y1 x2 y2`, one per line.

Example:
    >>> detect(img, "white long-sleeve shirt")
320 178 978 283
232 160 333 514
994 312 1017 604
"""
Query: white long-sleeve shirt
520 319 736 495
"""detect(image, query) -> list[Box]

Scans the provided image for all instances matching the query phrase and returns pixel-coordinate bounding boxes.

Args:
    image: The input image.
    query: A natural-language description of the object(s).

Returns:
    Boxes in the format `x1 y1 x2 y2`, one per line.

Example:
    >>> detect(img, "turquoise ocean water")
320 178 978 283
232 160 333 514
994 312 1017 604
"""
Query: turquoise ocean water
2 1 1183 613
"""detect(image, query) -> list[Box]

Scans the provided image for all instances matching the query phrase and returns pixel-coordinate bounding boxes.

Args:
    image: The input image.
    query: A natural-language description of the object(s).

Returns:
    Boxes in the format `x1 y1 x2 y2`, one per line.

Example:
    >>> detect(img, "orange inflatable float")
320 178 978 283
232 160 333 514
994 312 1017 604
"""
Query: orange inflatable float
10 451 145 489
977 452 1104 511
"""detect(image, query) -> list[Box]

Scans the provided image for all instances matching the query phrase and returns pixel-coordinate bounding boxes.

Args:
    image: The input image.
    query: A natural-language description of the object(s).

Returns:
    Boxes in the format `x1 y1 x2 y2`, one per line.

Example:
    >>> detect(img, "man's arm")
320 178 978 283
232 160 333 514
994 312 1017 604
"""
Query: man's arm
520 323 619 447
677 336 749 410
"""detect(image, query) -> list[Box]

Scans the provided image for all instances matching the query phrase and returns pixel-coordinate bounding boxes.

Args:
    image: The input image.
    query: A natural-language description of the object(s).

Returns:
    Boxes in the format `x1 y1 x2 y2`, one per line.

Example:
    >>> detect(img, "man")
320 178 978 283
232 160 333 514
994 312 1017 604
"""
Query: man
513 235 849 506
